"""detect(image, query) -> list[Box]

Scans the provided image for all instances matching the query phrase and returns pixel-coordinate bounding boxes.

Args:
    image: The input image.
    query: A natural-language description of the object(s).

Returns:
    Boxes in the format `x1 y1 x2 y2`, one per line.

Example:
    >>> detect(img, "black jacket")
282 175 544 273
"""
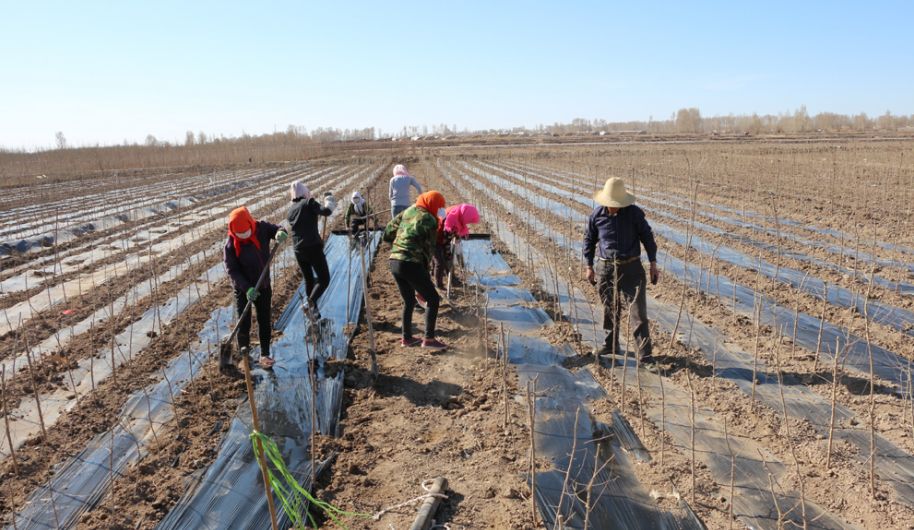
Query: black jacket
224 221 280 291
287 198 332 251
583 205 657 266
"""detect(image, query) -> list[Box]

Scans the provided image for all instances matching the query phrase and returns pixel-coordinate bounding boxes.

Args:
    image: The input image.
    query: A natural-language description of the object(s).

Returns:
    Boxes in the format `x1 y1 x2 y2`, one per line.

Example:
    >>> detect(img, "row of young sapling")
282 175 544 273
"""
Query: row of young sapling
99 163 388 529
520 143 914 257
424 158 644 529
0 165 377 528
1 163 357 373
0 166 272 259
0 165 325 322
493 155 914 324
442 156 914 528
0 174 304 407
507 156 914 460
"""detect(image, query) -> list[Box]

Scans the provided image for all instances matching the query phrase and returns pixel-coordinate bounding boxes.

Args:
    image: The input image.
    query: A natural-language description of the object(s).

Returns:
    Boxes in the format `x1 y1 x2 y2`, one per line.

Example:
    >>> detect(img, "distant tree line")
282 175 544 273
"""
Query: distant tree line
3 107 912 182
538 107 914 136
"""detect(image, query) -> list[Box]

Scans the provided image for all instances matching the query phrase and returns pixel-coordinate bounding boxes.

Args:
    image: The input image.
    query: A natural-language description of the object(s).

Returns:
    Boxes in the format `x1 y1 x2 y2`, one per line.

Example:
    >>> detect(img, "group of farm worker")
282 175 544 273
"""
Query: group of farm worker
220 159 659 369
382 169 481 350
220 163 481 370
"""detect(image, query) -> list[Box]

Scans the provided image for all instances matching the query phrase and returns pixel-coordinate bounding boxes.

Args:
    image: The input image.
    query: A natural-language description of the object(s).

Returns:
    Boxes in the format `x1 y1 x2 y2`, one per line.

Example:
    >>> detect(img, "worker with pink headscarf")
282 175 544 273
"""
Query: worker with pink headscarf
434 204 480 289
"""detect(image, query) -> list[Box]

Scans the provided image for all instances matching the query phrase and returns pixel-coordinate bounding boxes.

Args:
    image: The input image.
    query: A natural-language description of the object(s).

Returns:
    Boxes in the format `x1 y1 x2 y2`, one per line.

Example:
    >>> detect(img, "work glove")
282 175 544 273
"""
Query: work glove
649 262 660 285
275 230 288 243
246 287 259 302
323 193 338 212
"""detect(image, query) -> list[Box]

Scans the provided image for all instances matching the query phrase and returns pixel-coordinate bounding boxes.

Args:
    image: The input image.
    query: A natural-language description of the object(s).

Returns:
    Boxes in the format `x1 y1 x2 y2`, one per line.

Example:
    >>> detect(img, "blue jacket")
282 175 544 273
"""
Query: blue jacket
389 175 423 207
583 205 657 266
224 221 280 291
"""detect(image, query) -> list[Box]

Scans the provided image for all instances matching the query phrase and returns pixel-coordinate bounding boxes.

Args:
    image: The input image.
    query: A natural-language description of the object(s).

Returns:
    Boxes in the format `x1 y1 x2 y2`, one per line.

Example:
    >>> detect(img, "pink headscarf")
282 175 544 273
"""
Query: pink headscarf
443 204 480 237
392 164 409 177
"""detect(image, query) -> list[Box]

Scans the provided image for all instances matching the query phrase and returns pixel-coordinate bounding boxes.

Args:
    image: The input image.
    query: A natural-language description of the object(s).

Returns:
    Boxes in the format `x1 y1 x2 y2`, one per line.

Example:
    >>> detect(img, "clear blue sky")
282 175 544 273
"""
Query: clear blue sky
2 1 912 149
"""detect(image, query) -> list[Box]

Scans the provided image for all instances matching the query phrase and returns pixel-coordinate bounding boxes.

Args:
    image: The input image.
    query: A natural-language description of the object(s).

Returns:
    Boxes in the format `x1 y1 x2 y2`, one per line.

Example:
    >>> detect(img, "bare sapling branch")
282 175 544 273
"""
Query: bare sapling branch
527 377 538 526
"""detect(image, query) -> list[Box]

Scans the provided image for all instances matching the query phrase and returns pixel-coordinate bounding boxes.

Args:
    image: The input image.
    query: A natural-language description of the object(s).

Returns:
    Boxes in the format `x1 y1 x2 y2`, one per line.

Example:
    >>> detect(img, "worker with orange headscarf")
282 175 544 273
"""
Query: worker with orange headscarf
383 191 448 350
224 206 288 368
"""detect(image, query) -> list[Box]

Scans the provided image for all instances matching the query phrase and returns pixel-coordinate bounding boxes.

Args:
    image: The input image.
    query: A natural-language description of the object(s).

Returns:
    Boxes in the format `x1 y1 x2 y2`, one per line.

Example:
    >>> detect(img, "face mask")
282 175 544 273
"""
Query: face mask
234 229 252 239
437 207 447 218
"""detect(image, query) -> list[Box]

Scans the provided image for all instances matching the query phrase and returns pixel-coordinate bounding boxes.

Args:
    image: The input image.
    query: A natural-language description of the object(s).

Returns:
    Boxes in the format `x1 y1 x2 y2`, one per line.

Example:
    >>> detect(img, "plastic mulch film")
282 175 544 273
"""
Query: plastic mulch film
494 159 914 275
9 305 235 530
471 159 914 335
157 234 378 529
461 238 704 530
474 218 859 528
458 160 912 388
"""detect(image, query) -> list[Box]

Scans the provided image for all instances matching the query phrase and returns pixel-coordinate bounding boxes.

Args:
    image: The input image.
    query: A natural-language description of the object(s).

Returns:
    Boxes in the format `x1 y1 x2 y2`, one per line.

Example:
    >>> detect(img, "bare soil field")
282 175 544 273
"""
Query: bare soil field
2 138 913 529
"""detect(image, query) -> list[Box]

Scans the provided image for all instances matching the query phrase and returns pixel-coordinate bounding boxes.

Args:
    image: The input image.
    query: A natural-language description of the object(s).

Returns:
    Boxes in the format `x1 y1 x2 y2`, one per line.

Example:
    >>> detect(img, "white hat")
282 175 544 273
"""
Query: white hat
290 181 310 200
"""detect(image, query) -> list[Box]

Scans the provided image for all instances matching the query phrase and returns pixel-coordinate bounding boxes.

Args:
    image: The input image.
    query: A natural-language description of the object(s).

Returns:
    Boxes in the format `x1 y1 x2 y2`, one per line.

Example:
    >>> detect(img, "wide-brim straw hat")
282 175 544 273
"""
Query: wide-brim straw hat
593 177 635 208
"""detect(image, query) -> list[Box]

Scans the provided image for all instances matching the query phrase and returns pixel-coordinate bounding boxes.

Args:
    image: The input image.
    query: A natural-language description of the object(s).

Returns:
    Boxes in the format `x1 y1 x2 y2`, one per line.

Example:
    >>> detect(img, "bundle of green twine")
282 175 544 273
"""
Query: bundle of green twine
250 430 370 529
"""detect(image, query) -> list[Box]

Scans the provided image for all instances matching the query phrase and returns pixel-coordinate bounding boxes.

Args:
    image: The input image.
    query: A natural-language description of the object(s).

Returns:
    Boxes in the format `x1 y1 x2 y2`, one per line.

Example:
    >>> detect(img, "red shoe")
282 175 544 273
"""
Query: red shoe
258 356 275 369
401 336 422 347
421 338 448 350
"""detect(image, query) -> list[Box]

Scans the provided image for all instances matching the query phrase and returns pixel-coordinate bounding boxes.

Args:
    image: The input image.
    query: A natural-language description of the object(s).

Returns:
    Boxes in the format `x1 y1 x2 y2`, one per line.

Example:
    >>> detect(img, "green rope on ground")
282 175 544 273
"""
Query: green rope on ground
250 430 370 529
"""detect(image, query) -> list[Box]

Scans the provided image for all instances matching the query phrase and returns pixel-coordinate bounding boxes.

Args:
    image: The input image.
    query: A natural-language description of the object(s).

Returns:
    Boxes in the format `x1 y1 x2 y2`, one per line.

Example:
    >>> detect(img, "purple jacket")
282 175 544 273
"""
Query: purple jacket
223 221 280 291
583 205 657 266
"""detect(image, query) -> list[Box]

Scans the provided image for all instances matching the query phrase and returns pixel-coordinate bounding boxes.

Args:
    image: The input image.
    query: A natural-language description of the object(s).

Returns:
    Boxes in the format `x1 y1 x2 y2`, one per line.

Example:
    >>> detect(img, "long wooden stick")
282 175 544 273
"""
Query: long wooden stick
23 340 47 441
826 336 841 470
501 324 509 430
358 238 378 377
241 355 279 530
1 365 18 475
527 377 538 526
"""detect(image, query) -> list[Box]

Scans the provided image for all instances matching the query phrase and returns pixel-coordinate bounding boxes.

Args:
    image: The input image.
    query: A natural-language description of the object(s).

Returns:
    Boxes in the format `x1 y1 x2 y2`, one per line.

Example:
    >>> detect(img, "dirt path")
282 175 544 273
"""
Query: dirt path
313 160 536 528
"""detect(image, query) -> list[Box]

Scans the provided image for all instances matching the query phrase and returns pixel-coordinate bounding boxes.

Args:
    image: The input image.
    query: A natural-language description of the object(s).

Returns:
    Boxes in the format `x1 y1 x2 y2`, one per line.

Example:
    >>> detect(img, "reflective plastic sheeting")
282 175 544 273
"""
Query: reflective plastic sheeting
157 234 378 529
461 238 703 530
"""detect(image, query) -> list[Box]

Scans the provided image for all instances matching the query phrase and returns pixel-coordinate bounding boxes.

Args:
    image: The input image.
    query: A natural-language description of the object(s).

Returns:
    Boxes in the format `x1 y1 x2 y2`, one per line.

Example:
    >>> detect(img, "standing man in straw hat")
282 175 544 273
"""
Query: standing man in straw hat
583 177 659 363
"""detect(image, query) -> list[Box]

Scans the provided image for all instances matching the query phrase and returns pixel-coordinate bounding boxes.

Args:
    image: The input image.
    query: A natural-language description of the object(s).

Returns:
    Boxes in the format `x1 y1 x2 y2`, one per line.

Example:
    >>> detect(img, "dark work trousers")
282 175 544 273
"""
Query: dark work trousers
295 243 330 308
432 245 449 288
392 204 408 217
390 259 440 339
595 259 652 359
234 287 273 357
349 222 369 250
350 218 368 235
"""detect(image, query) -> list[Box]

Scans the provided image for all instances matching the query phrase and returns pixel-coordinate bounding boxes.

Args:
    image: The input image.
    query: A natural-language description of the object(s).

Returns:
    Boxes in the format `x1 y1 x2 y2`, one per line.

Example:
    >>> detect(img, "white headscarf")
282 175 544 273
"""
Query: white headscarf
392 164 409 177
351 191 366 215
290 181 310 201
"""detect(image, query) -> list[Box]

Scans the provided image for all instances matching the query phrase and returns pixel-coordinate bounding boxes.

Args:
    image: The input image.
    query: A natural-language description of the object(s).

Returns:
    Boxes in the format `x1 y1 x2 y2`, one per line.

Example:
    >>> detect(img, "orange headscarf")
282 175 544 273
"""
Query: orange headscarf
227 206 261 257
415 191 445 216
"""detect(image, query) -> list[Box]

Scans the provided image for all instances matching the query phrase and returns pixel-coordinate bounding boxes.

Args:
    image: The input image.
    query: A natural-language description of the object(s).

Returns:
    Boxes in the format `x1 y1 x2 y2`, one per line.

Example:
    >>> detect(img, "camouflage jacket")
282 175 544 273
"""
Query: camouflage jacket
383 205 438 266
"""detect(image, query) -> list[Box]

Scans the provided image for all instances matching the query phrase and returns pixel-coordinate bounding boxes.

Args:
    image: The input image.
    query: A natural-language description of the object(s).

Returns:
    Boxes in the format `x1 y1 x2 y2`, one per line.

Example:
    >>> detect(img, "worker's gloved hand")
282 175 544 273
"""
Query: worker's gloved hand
649 262 660 285
323 193 338 212
275 230 289 243
246 287 259 302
